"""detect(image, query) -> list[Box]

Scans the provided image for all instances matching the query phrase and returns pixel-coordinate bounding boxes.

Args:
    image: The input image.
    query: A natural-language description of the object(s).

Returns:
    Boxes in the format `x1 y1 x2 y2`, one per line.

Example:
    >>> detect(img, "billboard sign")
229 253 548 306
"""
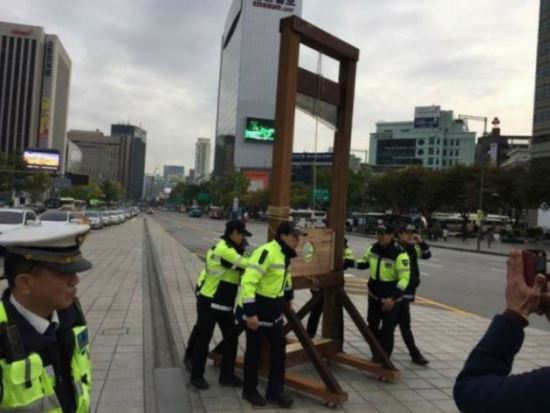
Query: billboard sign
23 149 60 172
414 106 441 128
244 118 275 142
244 170 270 192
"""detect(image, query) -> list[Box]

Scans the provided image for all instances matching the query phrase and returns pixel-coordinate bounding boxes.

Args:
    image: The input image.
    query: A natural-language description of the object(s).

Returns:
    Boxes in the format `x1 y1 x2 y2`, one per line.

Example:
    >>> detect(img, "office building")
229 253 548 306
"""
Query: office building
213 0 303 176
67 129 122 183
111 124 147 201
187 168 195 184
476 121 530 166
195 137 211 180
0 21 71 166
163 165 184 181
369 106 476 169
533 0 550 164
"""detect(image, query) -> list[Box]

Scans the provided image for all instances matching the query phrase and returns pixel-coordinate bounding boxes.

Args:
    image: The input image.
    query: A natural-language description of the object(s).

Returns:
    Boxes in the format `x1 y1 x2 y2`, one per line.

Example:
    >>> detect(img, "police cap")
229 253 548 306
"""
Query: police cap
225 220 252 237
0 225 92 284
276 221 302 238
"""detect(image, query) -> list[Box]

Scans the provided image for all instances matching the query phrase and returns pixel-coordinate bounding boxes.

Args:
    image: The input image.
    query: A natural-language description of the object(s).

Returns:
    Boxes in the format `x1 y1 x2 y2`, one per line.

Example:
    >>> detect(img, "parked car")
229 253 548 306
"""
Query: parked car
188 206 202 218
84 211 104 229
40 211 89 226
0 208 41 233
105 210 121 224
146 208 154 215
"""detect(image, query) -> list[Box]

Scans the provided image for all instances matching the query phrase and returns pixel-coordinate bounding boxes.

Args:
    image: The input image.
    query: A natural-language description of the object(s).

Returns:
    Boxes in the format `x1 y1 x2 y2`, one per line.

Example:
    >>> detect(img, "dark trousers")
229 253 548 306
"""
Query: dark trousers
184 324 198 361
306 291 323 338
367 295 401 357
243 322 285 397
397 300 420 356
191 298 238 380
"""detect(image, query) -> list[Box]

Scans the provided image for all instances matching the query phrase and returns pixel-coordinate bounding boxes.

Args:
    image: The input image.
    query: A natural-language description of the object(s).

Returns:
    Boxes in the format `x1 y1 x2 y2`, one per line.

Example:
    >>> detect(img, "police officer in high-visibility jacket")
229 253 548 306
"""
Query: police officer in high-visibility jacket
239 221 300 408
358 224 410 360
0 225 93 413
396 224 431 365
190 220 252 390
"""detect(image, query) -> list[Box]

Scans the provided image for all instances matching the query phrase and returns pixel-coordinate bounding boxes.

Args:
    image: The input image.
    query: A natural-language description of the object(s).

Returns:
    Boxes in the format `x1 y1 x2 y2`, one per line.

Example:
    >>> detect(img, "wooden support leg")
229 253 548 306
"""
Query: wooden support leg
284 303 346 399
283 293 319 335
335 287 398 372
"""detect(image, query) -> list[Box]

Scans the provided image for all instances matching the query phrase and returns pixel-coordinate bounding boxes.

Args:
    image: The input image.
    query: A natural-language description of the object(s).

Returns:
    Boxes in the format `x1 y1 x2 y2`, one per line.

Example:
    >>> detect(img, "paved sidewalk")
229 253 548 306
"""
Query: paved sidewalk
349 230 549 256
77 218 145 413
147 217 550 413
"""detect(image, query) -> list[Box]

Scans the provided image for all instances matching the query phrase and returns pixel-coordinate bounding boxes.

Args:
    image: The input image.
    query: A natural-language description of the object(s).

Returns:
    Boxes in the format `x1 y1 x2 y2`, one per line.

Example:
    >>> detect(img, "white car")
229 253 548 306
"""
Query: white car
40 211 89 226
0 208 41 233
84 211 104 229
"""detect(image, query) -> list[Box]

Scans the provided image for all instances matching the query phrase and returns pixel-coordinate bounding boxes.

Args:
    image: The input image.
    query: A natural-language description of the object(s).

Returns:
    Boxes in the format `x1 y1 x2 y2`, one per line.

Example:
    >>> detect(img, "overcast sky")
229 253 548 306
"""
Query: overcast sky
1 0 539 174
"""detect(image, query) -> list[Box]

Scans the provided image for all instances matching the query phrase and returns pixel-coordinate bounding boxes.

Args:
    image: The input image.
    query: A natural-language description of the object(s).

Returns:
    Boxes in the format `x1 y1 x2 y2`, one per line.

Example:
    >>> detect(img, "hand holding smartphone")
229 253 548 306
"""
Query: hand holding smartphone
522 250 547 287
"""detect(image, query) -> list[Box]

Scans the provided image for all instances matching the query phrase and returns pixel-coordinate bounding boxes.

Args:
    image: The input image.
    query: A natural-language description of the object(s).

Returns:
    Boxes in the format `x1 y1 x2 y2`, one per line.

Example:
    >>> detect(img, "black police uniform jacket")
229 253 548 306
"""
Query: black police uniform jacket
0 289 84 413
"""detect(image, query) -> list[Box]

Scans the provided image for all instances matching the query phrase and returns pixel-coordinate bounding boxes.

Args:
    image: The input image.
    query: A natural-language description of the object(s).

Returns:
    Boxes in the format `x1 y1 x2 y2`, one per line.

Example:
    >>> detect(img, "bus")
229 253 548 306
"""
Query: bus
290 209 326 229
58 197 86 211
431 212 512 235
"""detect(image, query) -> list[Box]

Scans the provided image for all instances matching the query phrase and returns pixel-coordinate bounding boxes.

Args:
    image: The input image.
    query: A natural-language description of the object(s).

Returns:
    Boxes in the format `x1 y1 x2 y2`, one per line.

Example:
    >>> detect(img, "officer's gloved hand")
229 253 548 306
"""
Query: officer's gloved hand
343 258 355 270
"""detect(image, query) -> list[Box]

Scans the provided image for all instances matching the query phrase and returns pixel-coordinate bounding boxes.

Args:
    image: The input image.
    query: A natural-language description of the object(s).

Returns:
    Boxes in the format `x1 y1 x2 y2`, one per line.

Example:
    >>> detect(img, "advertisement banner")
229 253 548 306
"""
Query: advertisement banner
38 98 51 146
23 149 60 172
244 170 270 192
414 105 441 128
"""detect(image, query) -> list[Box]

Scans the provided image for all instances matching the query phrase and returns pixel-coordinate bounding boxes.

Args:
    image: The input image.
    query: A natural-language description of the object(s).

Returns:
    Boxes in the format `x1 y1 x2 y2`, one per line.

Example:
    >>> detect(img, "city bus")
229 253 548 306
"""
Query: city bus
59 197 86 211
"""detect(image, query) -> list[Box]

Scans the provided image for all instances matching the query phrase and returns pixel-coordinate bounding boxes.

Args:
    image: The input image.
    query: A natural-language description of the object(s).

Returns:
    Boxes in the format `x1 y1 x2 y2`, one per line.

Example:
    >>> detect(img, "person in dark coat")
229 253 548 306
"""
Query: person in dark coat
395 225 431 365
454 250 550 413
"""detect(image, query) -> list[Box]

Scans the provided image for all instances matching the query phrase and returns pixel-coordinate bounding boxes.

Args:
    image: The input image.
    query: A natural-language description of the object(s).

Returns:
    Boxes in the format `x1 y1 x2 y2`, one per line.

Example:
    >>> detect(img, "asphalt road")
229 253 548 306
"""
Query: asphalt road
154 211 550 332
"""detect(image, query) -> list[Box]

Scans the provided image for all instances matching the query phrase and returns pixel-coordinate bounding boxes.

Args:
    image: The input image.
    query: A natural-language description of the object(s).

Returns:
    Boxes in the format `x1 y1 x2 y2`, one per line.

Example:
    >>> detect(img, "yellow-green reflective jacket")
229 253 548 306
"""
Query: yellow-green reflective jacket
198 238 249 311
0 301 91 413
239 240 294 324
362 242 410 299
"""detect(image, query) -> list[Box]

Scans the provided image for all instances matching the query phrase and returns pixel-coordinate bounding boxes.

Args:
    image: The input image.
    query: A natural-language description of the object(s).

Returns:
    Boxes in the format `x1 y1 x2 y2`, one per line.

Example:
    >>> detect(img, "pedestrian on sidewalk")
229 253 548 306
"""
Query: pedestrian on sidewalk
396 225 431 365
487 226 495 249
0 225 93 413
189 220 252 390
454 250 550 413
442 223 448 242
461 222 468 243
357 224 410 361
306 238 355 338
238 221 300 408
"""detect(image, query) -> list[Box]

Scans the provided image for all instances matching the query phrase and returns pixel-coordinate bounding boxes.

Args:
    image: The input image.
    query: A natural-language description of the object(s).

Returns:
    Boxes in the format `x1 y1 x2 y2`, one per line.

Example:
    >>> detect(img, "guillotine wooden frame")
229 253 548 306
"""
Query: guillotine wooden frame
263 15 400 405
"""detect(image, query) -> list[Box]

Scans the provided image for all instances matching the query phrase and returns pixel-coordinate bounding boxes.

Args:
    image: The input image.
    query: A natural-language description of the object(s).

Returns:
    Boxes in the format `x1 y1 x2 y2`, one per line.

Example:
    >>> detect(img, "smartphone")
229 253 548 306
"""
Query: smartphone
522 250 548 287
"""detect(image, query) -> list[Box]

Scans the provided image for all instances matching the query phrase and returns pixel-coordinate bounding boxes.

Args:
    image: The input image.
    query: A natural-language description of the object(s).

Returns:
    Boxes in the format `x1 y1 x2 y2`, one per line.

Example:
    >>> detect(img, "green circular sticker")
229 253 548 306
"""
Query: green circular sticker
303 241 315 262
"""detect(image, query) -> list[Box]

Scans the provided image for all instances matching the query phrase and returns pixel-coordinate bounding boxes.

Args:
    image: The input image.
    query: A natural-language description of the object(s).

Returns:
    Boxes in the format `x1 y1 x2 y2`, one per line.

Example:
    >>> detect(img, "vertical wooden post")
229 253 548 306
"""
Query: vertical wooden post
268 21 300 241
322 60 357 340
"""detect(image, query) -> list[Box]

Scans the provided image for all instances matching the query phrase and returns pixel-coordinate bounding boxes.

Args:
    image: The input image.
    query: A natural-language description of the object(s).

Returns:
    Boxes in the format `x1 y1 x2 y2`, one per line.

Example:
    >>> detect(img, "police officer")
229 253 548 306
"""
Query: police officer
306 238 355 338
190 220 252 390
358 224 410 360
239 221 299 408
0 225 92 412
396 225 431 365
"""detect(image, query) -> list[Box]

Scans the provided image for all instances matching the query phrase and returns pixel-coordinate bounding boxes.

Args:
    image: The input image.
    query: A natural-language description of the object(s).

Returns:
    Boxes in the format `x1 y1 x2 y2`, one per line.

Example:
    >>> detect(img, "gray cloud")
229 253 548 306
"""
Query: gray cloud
1 0 538 172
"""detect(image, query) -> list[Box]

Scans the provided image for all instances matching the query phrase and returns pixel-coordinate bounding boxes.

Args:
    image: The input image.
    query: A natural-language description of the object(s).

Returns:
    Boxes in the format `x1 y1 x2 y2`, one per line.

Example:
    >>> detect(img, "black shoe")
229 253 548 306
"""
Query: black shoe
242 390 267 407
190 376 209 390
266 391 294 408
219 374 243 387
411 353 430 366
183 358 192 372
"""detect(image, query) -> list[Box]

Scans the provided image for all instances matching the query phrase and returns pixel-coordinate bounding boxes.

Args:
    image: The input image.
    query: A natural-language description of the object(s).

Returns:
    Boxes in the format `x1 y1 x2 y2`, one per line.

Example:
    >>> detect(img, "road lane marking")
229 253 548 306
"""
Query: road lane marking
421 262 443 268
415 296 476 316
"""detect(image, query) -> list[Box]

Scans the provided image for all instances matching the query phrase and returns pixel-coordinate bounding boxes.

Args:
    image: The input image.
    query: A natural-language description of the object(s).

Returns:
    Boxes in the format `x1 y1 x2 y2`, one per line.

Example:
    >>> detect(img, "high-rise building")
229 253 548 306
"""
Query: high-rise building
0 22 71 167
111 124 147 201
532 0 550 163
67 129 122 183
163 165 185 181
195 137 211 180
369 107 476 169
188 168 195 184
213 0 302 176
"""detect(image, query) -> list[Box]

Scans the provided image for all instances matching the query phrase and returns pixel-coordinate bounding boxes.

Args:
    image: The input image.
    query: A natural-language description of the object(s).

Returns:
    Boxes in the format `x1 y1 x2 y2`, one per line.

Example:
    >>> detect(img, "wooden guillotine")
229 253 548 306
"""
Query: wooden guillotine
210 15 399 407
265 16 400 406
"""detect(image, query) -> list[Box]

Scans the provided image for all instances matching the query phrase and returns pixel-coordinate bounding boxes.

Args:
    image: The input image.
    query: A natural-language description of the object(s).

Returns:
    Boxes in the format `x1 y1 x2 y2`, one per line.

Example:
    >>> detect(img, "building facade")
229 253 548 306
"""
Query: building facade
67 129 122 183
0 22 71 166
111 124 147 201
163 165 184 181
369 107 476 169
213 0 302 176
533 0 550 164
195 137 211 180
